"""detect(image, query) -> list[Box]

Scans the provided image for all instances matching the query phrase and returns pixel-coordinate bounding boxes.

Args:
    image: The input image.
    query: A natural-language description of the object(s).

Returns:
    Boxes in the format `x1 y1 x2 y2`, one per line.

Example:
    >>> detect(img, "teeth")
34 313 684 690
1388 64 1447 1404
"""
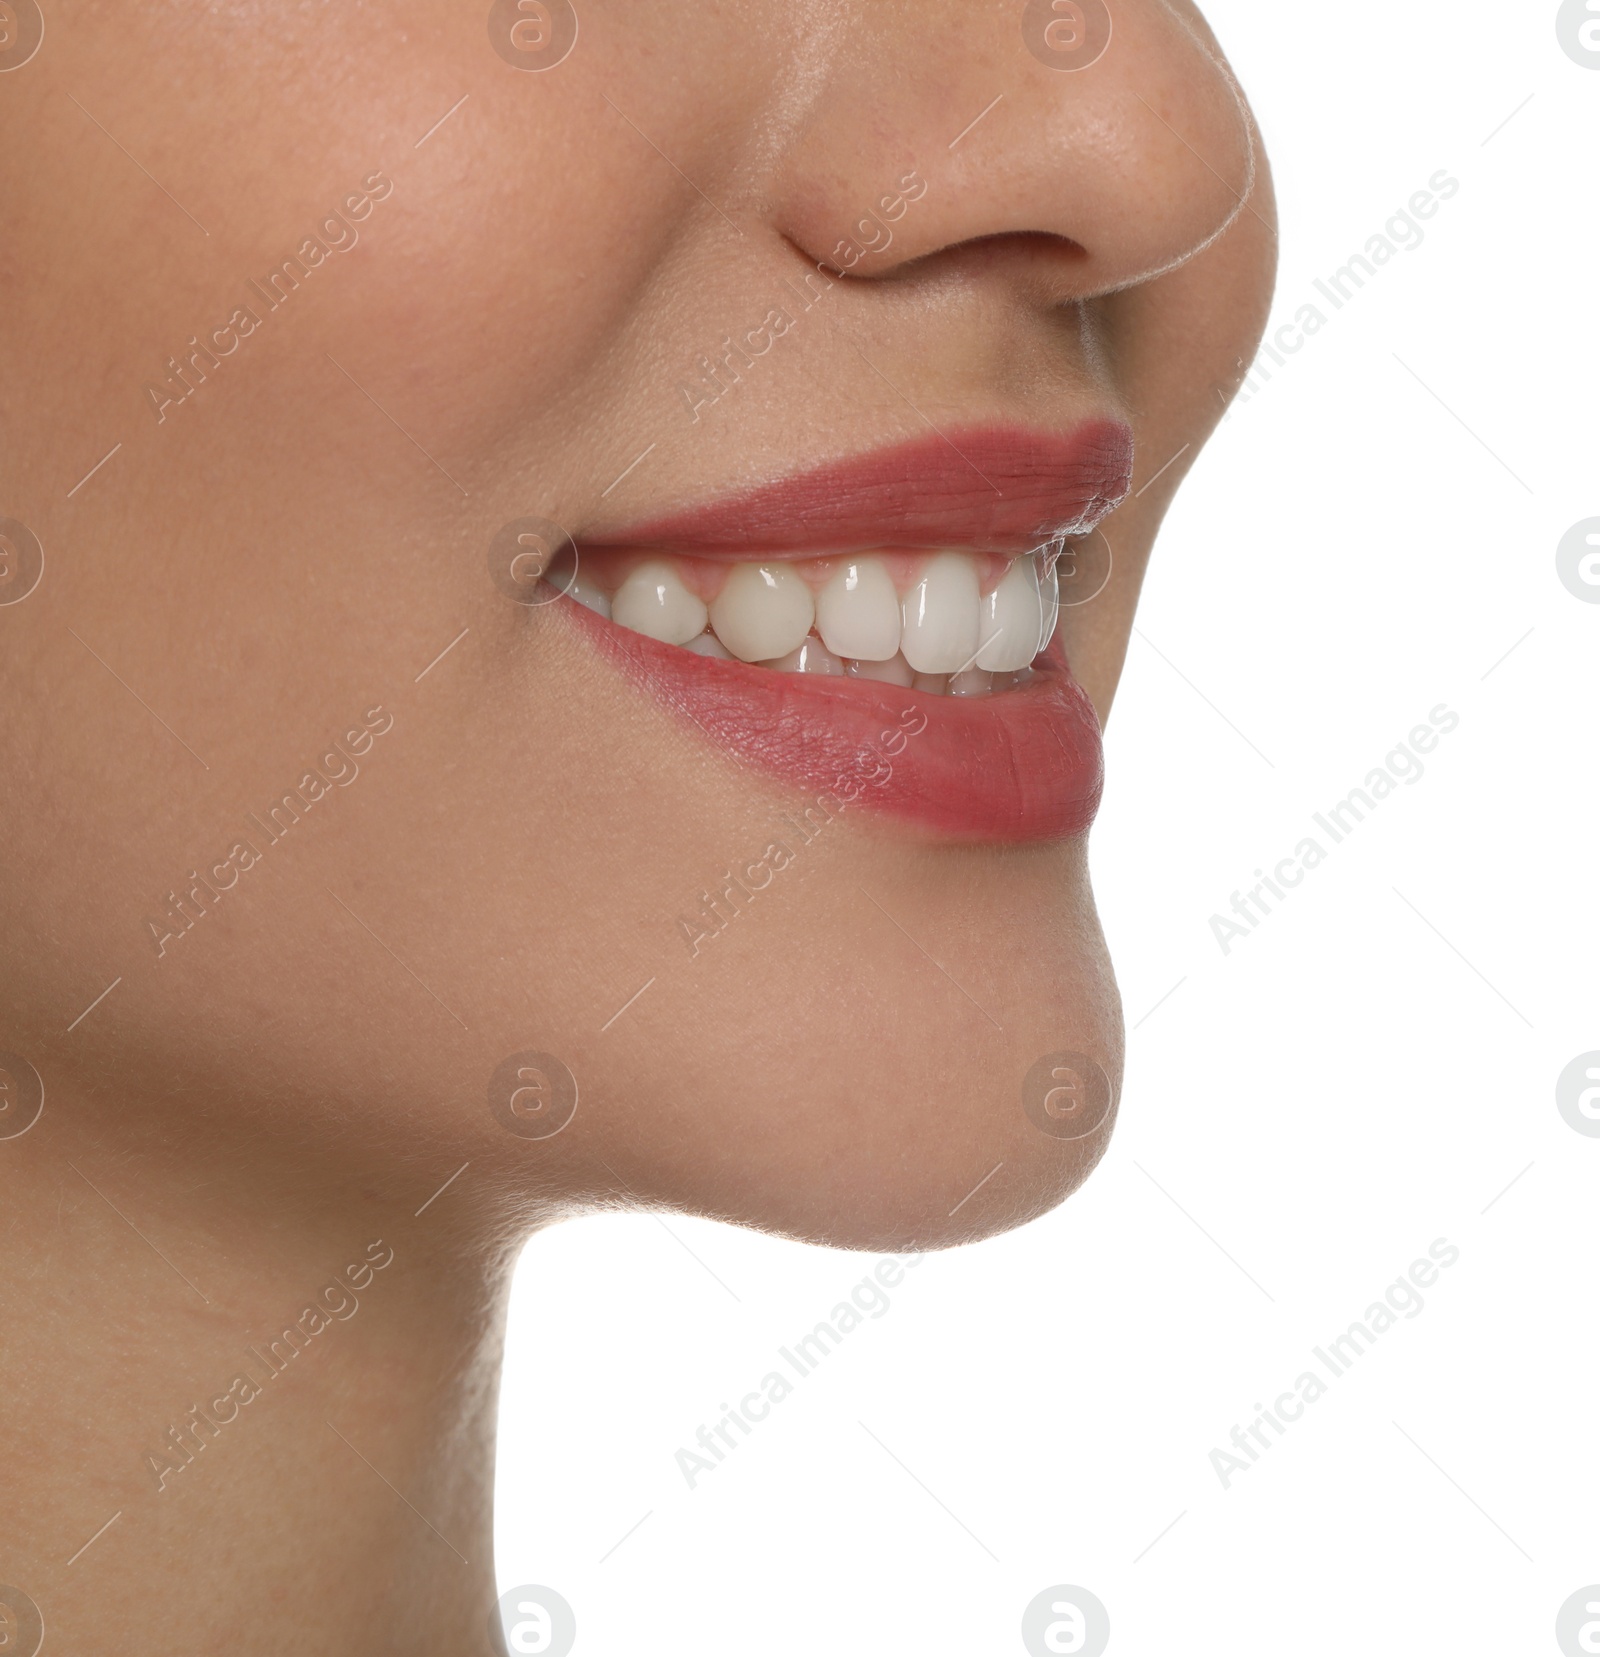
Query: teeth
901 552 981 675
567 571 611 619
1037 553 1060 654
708 563 815 663
762 637 844 675
977 558 1045 672
562 551 1050 694
612 559 707 645
815 558 901 662
845 652 916 687
682 630 733 659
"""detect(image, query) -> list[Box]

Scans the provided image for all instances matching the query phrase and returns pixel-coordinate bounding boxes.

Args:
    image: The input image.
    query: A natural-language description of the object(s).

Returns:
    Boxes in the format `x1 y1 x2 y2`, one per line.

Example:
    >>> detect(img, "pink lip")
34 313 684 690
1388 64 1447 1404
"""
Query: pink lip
584 422 1134 555
568 423 1129 843
569 606 1104 842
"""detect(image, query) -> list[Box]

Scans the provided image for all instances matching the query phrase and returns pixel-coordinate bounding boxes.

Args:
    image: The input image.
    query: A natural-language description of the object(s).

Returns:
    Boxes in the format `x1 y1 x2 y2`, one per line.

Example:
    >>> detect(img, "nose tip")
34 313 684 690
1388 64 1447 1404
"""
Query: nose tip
771 1 1261 301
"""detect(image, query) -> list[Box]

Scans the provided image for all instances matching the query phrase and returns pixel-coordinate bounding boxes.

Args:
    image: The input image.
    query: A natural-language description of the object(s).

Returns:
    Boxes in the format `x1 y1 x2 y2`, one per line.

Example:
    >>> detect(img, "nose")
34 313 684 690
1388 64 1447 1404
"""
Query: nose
769 0 1259 300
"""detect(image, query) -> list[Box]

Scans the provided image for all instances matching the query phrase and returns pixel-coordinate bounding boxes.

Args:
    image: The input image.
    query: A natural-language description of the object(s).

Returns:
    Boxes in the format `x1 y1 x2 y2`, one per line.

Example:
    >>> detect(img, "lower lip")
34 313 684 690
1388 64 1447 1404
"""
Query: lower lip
561 601 1104 844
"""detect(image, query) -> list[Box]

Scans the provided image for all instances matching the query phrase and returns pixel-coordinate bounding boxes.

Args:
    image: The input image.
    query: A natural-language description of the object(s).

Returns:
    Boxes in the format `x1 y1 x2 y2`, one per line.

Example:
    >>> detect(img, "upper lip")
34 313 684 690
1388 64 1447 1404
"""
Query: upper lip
581 421 1134 556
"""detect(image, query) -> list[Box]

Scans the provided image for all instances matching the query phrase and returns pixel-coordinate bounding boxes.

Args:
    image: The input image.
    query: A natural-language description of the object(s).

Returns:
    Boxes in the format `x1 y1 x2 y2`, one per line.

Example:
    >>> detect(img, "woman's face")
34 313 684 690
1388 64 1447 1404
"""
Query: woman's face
2 0 1272 1249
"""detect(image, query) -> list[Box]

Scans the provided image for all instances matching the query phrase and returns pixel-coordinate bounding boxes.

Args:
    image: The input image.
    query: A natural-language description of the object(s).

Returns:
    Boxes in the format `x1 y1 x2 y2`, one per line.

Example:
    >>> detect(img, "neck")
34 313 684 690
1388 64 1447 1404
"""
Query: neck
3 1080 525 1654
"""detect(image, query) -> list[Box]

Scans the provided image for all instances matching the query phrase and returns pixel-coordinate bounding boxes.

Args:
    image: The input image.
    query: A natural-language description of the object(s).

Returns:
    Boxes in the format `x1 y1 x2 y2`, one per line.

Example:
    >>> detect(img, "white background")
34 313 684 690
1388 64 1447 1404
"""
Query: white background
495 5 1600 1651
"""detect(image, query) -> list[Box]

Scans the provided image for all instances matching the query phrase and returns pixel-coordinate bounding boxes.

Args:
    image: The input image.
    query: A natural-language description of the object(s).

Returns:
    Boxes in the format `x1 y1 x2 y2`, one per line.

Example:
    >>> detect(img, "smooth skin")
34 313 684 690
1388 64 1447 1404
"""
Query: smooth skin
0 2 1274 1650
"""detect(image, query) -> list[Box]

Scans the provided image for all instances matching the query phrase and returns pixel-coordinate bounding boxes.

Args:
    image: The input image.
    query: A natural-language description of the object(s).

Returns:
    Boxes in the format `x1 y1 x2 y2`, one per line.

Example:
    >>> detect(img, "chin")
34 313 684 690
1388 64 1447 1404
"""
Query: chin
710 1106 1122 1255
555 884 1125 1254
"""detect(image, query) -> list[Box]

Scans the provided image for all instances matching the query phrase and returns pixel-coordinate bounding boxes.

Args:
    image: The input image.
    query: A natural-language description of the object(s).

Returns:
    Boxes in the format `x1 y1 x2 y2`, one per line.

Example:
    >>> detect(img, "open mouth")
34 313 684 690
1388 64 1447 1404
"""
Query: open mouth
549 422 1133 843
559 545 1063 695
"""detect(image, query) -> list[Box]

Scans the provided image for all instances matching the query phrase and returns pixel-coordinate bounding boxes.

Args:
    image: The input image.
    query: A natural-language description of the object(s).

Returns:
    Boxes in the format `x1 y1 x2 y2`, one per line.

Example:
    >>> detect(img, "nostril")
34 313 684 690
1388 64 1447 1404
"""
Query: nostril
831 228 1091 290
879 229 1093 297
906 229 1092 275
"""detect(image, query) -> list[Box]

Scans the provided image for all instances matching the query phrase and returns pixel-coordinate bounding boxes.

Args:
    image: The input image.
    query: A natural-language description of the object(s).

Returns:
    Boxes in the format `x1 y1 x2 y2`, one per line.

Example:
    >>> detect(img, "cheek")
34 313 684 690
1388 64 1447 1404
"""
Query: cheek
351 98 666 440
320 22 771 458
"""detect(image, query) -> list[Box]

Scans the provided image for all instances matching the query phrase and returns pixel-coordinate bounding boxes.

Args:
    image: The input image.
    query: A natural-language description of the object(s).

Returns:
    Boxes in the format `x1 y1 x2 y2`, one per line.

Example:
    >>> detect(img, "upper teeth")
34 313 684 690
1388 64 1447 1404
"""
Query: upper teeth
612 558 710 646
561 550 1060 685
902 552 981 675
978 557 1051 673
815 559 901 661
708 563 815 663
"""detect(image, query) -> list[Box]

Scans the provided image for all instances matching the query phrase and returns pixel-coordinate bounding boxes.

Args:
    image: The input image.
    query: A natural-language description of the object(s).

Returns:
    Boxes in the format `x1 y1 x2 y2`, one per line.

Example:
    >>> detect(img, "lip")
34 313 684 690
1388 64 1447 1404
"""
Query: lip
565 422 1127 843
583 422 1134 555
565 600 1104 843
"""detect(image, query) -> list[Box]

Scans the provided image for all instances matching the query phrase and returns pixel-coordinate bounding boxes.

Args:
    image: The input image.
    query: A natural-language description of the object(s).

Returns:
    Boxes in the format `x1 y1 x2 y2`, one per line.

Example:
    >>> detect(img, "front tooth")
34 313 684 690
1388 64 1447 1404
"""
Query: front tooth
815 558 901 662
900 552 981 675
567 571 611 619
1036 552 1060 653
846 653 915 687
948 667 993 697
976 559 1045 672
763 637 845 675
612 559 708 645
913 672 949 695
708 563 814 662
